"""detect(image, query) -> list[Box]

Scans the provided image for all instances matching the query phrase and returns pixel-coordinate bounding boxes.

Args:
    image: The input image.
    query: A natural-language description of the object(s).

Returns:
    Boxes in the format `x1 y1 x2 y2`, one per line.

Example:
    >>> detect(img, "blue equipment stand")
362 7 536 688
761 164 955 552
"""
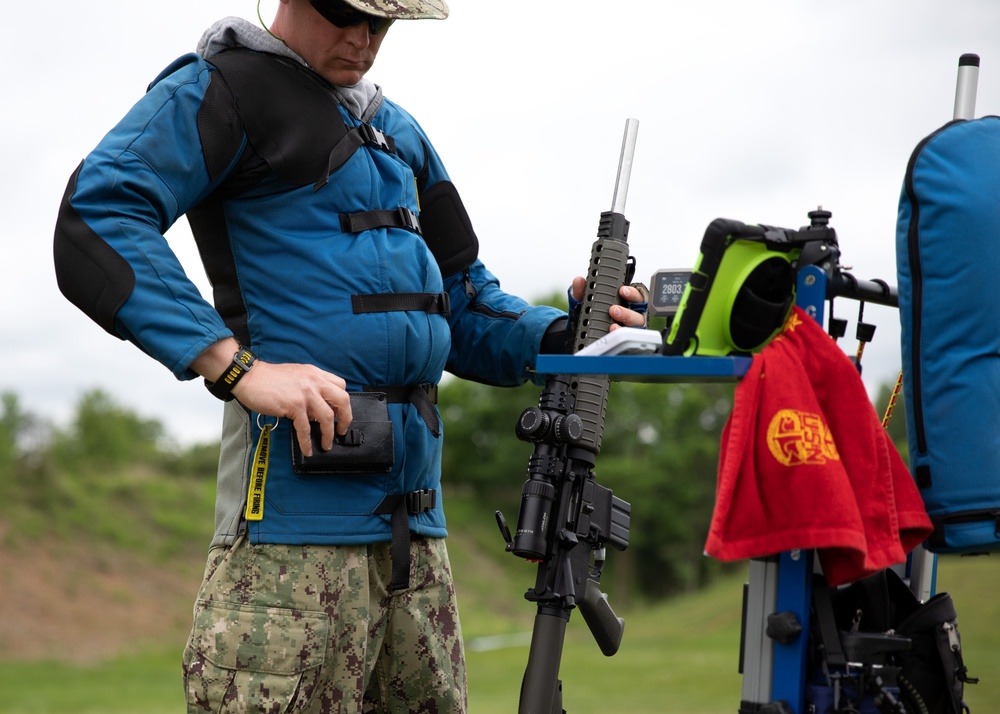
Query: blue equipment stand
534 265 933 713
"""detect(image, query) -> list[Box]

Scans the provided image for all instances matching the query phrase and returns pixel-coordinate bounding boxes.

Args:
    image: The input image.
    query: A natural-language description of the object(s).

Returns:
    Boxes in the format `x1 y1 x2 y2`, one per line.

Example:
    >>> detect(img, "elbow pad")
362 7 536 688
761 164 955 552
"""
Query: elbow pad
53 162 135 338
418 180 479 277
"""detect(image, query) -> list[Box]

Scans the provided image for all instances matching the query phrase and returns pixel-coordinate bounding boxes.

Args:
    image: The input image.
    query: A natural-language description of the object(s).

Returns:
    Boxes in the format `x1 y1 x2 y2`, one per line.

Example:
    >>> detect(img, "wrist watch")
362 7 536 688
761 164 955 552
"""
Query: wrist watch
204 346 256 402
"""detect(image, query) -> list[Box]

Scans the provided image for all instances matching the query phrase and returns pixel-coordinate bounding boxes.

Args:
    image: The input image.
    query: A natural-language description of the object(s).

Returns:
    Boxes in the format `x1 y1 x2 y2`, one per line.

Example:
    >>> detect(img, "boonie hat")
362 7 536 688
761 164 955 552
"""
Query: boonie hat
341 0 449 19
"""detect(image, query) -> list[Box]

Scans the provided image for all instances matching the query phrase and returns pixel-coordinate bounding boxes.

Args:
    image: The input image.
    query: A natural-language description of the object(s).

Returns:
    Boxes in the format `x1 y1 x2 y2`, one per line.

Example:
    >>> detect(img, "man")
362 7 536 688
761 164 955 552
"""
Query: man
53 1 646 711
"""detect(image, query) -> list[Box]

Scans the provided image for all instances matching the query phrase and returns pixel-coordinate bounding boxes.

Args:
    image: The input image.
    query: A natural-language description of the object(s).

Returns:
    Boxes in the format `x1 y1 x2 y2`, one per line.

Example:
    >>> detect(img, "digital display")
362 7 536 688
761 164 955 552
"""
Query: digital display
649 269 692 317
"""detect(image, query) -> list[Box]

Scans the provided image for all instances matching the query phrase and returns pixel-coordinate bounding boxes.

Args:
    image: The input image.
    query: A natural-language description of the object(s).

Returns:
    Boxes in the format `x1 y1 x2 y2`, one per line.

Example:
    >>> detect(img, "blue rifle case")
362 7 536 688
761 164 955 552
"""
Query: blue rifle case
896 115 1000 554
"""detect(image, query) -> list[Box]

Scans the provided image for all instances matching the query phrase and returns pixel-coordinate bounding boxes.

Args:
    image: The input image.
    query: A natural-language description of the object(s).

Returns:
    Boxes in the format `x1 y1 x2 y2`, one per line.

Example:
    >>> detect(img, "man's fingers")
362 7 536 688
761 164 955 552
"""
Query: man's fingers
233 361 355 455
308 387 353 451
294 415 316 458
619 284 641 303
610 304 646 327
319 388 352 436
309 407 337 453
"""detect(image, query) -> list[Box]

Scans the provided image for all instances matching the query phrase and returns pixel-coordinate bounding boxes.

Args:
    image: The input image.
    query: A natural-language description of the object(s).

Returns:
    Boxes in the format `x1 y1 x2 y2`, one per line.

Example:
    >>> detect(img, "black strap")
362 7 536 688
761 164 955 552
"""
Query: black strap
314 123 397 191
340 207 422 236
812 575 848 669
373 382 439 404
366 383 440 437
373 489 438 591
927 508 1000 549
351 292 450 317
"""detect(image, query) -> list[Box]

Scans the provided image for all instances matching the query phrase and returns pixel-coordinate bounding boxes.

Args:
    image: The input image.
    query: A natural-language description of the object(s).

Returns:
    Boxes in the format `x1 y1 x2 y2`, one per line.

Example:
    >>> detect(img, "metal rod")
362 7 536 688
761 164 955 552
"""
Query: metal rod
953 53 980 120
610 118 640 214
828 272 898 308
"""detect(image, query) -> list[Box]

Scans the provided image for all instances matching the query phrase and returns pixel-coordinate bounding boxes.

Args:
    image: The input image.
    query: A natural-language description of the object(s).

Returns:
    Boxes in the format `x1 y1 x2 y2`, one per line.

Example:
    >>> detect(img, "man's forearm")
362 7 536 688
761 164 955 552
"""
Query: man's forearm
190 337 244 382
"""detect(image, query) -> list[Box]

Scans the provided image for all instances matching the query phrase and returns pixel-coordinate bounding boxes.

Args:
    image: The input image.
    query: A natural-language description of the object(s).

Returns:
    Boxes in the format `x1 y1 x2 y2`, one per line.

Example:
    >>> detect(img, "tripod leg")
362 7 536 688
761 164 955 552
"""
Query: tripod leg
740 557 778 709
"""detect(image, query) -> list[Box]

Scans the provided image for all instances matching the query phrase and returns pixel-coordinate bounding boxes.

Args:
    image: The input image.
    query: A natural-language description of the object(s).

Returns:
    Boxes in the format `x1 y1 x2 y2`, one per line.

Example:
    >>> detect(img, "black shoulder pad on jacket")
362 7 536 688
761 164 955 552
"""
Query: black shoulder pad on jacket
207 49 354 185
53 162 135 338
198 59 244 183
419 181 479 277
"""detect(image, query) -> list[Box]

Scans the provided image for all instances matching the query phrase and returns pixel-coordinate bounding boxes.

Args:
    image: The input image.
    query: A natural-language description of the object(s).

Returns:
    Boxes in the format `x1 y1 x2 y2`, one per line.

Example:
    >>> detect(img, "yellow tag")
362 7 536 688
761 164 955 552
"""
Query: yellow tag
245 422 273 522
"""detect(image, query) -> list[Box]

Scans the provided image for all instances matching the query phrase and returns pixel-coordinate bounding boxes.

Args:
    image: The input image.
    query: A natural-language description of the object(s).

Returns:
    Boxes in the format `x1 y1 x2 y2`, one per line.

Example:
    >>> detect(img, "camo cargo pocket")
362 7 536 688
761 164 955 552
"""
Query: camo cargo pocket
183 599 328 712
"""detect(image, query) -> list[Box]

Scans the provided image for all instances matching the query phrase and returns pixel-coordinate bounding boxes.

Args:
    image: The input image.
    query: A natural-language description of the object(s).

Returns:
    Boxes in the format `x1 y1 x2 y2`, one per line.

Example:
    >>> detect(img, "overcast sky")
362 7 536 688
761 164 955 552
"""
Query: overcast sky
4 1 999 446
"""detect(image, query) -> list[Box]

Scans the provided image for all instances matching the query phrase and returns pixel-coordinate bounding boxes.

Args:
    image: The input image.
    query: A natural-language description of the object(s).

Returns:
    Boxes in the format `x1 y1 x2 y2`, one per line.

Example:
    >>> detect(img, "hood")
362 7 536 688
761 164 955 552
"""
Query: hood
196 16 381 119
197 16 297 62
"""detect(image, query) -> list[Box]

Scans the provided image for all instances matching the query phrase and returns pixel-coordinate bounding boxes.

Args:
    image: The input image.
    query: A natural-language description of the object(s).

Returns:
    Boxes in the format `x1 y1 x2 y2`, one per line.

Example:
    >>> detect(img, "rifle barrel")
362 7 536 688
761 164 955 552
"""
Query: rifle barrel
610 118 640 214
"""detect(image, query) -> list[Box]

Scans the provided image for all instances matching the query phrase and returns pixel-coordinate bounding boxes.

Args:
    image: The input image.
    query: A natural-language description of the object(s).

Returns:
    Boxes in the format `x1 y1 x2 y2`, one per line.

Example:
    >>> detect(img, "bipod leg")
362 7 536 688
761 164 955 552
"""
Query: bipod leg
519 606 569 714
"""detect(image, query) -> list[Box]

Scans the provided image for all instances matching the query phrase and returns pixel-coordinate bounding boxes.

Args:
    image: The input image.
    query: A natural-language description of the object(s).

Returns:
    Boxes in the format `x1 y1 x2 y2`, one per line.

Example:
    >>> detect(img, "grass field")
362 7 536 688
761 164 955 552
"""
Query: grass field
1 556 994 713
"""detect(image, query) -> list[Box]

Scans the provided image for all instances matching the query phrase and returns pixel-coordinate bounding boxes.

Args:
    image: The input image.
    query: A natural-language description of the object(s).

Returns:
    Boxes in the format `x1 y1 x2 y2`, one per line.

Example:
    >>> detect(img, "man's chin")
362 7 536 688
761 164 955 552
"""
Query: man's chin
321 63 370 87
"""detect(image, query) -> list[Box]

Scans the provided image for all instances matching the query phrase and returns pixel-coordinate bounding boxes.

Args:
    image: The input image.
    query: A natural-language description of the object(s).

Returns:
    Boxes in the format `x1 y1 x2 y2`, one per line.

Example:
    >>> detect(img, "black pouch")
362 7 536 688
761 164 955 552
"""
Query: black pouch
895 591 976 714
291 392 394 474
808 569 977 714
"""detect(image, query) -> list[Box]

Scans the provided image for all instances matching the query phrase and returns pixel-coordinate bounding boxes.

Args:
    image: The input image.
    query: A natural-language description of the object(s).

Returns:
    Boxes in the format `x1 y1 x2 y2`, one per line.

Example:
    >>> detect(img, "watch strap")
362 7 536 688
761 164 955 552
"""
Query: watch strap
205 347 256 401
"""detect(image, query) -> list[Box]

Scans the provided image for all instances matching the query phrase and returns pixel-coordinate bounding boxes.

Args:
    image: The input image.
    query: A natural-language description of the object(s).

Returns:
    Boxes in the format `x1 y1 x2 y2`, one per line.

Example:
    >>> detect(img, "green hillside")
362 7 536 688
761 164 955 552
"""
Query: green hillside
0 388 995 712
1 496 995 713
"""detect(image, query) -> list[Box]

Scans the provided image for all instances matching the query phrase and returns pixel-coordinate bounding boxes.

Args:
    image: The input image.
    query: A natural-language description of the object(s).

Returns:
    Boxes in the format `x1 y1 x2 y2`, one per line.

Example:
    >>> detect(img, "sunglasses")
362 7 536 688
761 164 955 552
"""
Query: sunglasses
309 0 395 34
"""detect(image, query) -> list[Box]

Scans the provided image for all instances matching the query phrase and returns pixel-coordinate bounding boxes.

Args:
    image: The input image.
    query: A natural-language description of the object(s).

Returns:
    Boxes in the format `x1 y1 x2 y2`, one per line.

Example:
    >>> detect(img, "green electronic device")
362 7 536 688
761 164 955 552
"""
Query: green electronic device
662 218 802 356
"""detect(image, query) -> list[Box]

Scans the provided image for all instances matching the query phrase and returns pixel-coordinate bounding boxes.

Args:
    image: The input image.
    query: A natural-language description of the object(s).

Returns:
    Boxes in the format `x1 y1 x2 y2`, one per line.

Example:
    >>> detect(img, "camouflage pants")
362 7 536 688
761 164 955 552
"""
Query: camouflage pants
182 535 467 713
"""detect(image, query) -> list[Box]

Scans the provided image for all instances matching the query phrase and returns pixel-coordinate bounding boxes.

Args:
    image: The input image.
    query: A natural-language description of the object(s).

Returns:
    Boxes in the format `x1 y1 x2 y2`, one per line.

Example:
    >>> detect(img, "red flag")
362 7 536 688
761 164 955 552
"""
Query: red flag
705 307 931 586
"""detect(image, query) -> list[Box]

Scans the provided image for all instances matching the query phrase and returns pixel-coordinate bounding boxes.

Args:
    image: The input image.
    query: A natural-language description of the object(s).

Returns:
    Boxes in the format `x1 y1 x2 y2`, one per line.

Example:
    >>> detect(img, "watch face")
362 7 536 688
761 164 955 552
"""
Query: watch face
649 269 692 317
235 348 256 370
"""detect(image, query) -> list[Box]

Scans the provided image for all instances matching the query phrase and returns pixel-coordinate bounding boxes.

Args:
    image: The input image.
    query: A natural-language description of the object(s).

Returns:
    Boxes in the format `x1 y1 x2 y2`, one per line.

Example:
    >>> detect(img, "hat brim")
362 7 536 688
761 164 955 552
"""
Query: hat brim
340 0 449 20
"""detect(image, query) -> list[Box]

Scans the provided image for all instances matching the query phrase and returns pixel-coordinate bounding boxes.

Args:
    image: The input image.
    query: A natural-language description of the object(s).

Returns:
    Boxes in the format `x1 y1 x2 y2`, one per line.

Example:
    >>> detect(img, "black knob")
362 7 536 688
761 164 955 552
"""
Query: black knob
553 414 584 444
516 407 551 442
808 207 832 227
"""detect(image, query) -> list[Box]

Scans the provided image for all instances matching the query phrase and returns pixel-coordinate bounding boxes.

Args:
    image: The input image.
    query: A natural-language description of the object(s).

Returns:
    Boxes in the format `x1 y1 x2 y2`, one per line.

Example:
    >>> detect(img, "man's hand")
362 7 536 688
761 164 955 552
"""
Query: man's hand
193 339 352 457
570 276 648 329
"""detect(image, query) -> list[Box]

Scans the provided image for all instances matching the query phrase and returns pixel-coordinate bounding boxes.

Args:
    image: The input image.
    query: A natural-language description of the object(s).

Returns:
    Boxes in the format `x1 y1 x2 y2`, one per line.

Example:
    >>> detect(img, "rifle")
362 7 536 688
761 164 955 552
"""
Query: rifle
495 119 639 714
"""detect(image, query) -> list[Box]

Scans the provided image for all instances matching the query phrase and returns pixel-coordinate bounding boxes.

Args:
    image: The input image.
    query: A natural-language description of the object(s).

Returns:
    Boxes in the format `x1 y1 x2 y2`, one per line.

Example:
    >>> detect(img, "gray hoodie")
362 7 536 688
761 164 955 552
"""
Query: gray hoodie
196 16 382 121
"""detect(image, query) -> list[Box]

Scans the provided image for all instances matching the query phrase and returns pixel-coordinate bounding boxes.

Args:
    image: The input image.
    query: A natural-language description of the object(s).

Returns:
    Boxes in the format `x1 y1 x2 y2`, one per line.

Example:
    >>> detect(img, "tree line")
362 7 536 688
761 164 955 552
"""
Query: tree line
0 371 905 599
